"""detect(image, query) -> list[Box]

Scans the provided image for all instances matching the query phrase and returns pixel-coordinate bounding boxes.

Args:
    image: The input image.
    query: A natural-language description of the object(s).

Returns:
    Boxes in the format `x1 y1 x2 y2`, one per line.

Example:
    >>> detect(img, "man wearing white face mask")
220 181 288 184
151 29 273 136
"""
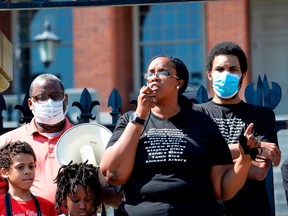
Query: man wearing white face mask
0 73 73 204
193 41 281 216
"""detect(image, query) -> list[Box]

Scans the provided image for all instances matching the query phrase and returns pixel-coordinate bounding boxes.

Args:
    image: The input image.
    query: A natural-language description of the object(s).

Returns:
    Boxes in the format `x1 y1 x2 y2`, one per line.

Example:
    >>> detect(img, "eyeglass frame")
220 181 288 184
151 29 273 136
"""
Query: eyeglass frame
31 92 65 104
143 71 180 80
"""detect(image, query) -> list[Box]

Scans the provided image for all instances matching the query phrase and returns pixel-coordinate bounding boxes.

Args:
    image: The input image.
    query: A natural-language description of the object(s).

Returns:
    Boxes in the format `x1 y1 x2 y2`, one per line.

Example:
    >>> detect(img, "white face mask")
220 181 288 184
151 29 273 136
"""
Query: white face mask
32 98 66 125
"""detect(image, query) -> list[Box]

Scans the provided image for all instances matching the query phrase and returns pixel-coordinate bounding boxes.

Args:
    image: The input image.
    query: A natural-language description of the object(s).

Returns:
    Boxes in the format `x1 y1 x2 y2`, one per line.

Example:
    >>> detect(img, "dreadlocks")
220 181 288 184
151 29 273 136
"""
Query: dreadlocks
54 161 101 214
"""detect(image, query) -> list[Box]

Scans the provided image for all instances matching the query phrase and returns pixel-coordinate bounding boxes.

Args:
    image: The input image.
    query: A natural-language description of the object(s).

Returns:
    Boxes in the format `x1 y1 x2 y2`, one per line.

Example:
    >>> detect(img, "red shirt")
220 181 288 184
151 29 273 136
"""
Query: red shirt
0 194 58 216
0 118 73 204
0 180 8 195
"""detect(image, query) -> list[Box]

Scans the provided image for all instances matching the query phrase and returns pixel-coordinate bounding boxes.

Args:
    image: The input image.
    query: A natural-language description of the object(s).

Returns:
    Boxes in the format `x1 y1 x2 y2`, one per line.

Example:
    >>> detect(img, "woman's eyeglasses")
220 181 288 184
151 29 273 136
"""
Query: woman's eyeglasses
144 71 179 80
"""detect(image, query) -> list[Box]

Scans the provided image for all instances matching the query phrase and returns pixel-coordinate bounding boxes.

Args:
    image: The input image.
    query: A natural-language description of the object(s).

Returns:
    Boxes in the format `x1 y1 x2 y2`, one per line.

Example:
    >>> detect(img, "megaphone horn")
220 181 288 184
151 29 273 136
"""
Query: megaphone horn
56 123 112 166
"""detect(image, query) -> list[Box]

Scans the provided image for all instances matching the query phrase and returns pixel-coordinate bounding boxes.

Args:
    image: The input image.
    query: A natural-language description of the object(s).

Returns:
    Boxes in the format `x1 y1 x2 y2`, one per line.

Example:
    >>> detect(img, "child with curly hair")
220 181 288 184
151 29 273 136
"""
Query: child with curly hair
0 140 57 215
54 161 106 216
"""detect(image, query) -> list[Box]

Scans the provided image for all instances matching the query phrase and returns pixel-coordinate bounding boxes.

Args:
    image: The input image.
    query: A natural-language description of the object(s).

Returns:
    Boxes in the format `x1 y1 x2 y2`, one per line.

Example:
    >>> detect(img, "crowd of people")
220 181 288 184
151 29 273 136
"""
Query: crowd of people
0 73 121 215
0 41 286 215
0 73 73 205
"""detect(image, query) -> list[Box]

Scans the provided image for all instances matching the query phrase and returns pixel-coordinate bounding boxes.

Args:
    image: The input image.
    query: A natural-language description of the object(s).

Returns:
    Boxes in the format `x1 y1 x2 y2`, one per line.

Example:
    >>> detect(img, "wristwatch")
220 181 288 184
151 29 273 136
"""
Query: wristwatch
129 112 145 125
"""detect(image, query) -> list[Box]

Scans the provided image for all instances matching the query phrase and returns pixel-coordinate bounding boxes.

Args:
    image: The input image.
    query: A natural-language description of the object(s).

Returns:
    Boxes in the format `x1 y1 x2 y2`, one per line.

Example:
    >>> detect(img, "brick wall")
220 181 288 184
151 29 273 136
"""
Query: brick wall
73 7 133 113
205 0 250 99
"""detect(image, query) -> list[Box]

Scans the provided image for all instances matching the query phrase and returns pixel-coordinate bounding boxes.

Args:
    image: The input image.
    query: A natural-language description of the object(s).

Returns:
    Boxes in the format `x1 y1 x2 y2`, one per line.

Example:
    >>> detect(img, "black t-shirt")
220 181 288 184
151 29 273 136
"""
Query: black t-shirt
107 107 233 216
193 100 278 216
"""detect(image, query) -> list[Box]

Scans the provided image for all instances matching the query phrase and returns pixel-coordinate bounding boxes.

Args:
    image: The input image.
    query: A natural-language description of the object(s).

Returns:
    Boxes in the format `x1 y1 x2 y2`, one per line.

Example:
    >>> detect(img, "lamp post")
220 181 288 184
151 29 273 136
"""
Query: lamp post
33 20 60 68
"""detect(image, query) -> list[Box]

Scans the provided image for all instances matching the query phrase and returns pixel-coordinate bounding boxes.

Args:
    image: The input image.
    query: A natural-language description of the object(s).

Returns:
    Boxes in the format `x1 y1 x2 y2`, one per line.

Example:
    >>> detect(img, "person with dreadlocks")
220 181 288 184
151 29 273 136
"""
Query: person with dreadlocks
54 161 106 216
0 140 57 215
100 55 256 215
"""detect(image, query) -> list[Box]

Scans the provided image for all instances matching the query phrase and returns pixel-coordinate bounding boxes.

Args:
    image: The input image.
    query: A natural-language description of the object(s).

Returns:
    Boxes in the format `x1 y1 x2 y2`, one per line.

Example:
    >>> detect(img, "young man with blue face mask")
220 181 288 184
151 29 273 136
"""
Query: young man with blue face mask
0 73 73 205
193 41 281 216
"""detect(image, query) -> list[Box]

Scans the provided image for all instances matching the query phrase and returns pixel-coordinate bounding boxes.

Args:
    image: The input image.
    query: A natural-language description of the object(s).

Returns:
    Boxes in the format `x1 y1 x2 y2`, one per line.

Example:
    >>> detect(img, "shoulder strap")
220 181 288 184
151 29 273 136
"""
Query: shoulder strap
4 192 42 216
31 193 42 216
4 193 12 216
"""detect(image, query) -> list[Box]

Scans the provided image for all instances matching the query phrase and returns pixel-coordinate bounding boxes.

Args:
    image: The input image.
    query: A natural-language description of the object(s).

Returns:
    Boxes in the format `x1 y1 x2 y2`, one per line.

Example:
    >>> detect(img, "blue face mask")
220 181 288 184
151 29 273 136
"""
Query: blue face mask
212 71 241 99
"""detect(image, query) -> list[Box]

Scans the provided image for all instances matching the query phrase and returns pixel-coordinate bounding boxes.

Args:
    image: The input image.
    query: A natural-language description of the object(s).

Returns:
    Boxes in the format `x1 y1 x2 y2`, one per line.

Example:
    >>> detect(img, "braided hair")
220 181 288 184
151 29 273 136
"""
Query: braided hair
0 140 36 170
54 161 102 215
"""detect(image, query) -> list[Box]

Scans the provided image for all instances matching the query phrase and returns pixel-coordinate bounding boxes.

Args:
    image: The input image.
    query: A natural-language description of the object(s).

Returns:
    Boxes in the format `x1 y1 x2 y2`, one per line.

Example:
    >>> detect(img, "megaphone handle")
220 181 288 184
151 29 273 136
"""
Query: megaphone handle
80 145 98 166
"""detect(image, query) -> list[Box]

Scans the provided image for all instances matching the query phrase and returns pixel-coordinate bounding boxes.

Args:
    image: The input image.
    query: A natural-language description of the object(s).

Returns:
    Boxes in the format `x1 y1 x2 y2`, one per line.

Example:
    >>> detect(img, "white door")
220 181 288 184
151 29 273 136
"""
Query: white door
251 0 288 115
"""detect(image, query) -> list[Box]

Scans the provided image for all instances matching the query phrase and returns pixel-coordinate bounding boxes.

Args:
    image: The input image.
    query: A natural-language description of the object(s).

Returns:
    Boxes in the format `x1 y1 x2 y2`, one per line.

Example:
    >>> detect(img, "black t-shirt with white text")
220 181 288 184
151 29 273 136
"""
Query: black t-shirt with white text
193 100 278 216
107 107 233 216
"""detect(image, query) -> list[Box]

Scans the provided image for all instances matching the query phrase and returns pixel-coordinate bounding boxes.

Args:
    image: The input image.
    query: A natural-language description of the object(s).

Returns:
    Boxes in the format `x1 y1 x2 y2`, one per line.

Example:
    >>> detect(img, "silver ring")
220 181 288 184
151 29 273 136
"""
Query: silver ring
151 97 155 103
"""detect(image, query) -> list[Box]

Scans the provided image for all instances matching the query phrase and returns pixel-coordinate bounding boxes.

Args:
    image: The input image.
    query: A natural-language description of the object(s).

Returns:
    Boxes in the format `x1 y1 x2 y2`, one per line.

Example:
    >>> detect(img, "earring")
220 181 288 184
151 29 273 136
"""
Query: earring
176 86 180 89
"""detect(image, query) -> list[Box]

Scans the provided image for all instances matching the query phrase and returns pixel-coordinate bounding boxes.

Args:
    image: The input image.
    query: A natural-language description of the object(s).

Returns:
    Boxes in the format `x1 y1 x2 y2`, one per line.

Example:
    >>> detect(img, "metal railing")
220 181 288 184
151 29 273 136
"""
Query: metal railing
0 87 135 134
0 76 287 215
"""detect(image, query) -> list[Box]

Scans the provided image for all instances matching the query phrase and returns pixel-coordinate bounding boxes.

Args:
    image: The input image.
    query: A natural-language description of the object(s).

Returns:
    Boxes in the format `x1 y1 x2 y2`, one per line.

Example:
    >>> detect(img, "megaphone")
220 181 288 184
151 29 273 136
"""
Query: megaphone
56 123 118 216
56 122 112 166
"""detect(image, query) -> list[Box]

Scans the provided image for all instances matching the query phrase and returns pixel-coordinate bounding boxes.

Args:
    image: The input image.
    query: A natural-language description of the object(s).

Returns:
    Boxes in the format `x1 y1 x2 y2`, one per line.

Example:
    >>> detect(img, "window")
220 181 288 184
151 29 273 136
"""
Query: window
30 9 73 89
139 3 205 96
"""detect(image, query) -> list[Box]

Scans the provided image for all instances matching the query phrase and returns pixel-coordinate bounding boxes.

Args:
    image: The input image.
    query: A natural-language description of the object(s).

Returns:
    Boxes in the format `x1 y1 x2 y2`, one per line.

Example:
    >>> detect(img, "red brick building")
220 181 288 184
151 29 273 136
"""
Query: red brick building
71 0 252 113
0 0 287 115
1 1 288 215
